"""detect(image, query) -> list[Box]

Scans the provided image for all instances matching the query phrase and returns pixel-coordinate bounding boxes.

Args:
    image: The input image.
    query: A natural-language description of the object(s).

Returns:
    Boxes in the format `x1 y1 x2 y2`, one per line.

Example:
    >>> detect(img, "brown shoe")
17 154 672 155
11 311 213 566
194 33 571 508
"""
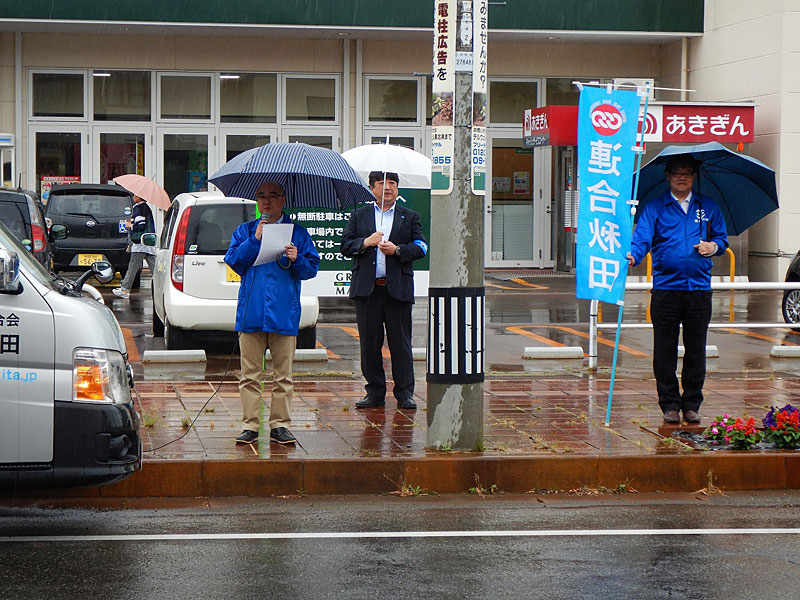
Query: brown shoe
683 410 701 423
663 410 681 424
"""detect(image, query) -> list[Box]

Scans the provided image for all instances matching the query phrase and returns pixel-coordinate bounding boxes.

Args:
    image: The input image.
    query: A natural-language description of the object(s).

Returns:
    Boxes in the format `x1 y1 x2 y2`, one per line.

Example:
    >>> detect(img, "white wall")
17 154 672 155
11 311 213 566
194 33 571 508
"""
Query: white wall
691 0 797 281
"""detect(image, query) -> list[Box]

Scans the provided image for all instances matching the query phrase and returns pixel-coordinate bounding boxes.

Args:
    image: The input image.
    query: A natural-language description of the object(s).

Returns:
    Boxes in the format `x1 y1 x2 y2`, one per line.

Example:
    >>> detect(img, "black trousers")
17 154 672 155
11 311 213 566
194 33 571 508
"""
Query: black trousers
354 286 414 400
650 289 713 413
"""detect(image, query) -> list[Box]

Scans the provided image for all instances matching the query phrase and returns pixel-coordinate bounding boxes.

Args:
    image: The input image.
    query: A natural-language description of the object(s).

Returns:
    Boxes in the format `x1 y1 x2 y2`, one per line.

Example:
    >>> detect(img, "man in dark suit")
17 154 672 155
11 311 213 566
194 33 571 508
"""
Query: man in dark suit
341 171 428 410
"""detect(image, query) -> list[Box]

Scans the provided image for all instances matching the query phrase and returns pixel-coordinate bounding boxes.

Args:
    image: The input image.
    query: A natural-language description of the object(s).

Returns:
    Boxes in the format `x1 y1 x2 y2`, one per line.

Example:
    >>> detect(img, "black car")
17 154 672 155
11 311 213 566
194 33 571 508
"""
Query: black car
44 183 133 275
783 251 800 325
0 188 53 269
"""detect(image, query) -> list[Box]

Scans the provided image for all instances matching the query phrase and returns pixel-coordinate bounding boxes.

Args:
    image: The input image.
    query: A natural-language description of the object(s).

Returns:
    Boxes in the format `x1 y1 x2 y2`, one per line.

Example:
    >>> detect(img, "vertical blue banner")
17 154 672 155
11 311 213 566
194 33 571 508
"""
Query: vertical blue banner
576 86 640 304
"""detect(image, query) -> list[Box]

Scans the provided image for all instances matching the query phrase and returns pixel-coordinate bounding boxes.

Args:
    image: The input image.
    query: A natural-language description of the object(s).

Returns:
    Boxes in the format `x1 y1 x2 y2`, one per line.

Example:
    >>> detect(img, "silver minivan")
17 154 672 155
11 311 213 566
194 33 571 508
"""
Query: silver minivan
0 221 141 490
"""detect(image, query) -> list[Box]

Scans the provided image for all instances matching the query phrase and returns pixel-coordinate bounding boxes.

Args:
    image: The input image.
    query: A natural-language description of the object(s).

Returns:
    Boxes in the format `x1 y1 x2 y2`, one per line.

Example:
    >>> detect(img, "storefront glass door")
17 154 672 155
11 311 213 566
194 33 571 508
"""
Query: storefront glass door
486 134 552 268
157 130 211 200
221 129 275 163
28 126 88 202
92 128 150 184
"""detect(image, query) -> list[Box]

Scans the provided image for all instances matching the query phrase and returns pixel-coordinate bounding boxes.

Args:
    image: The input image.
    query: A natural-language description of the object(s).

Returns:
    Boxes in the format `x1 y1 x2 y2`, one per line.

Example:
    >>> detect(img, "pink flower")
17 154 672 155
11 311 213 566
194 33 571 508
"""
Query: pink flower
723 414 730 419
711 427 719 434
726 425 733 431
724 436 731 442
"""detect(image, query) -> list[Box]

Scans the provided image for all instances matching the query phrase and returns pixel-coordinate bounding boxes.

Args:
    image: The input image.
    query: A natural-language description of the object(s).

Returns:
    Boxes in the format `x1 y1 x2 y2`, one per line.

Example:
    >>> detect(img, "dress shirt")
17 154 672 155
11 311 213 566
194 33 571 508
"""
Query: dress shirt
373 202 395 279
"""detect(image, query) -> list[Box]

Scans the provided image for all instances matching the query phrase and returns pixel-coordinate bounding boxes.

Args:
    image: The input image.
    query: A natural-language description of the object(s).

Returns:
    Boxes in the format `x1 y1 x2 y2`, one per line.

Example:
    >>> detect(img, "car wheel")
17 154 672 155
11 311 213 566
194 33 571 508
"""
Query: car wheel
165 316 186 350
152 289 164 337
782 288 800 328
296 325 316 349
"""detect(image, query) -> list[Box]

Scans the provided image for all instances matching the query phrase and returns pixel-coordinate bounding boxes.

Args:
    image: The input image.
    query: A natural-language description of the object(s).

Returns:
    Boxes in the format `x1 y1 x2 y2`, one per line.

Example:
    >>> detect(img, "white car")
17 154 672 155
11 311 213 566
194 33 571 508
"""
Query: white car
148 191 319 350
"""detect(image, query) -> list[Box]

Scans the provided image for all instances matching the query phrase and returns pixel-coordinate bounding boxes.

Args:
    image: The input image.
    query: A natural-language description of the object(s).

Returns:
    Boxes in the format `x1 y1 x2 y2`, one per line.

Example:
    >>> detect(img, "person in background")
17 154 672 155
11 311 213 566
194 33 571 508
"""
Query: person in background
627 155 728 425
341 171 428 410
225 181 320 445
113 195 155 299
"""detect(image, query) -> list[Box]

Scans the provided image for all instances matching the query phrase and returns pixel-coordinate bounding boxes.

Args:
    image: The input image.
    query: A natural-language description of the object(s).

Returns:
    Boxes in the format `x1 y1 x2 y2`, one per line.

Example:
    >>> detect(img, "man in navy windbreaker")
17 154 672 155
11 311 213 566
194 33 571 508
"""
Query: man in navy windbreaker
225 181 320 446
627 155 728 425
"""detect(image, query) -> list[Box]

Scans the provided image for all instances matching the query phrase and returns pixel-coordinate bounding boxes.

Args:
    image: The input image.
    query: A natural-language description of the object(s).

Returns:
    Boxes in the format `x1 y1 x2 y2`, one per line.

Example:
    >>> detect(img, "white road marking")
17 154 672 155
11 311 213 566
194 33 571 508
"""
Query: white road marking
1 528 799 543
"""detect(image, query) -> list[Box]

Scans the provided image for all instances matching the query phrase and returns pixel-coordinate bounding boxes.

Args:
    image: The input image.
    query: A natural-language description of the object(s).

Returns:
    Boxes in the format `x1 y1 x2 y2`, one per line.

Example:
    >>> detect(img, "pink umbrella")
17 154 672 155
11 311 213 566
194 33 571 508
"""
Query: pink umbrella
112 174 171 211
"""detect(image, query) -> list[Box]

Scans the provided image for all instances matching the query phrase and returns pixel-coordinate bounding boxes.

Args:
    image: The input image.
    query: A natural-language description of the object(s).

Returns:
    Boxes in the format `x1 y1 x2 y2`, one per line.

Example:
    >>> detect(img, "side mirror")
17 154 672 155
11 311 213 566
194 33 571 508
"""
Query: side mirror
140 232 157 247
91 260 115 284
49 224 68 241
0 249 21 293
72 260 114 291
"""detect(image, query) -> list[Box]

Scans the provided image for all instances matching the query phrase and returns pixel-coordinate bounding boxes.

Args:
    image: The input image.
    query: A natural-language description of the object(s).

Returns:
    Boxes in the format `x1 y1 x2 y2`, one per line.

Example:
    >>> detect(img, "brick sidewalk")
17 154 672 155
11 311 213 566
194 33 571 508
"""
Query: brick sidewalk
66 373 798 498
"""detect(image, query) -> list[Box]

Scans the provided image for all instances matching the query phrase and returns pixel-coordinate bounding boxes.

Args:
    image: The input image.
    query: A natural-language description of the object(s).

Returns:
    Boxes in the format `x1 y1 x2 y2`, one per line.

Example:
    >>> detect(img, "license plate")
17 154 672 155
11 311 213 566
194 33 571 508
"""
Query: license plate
226 265 241 282
77 253 104 266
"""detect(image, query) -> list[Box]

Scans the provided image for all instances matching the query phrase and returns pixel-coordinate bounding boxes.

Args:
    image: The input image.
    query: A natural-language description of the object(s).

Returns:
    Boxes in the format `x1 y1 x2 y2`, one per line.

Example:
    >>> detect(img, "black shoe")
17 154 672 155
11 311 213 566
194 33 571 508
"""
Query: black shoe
397 397 417 410
235 430 258 444
683 410 701 423
355 395 385 409
270 427 297 445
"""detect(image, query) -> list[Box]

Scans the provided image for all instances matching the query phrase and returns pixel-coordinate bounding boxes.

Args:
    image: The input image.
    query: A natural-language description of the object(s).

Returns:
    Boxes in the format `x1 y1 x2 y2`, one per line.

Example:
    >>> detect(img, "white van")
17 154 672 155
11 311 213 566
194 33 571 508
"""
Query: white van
0 221 141 490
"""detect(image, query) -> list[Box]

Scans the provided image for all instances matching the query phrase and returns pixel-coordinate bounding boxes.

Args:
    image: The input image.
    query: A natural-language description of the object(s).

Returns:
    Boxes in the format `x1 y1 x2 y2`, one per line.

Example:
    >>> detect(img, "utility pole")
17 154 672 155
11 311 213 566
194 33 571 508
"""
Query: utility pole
427 0 487 450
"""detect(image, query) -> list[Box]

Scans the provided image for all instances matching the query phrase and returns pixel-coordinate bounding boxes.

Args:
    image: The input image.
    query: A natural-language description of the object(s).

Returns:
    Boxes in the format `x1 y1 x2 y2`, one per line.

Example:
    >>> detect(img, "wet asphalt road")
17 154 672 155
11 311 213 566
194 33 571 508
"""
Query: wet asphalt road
2 492 800 599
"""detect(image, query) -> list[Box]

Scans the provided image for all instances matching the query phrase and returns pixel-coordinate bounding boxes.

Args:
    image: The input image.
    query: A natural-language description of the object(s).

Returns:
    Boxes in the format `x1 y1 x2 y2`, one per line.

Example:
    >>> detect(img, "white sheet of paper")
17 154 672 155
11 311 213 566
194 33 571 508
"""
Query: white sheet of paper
253 223 294 266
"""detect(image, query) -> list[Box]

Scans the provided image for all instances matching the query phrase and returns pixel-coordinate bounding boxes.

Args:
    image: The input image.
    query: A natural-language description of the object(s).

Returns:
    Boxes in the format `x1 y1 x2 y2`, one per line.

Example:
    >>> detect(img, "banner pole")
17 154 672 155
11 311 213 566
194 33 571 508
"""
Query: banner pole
605 84 651 427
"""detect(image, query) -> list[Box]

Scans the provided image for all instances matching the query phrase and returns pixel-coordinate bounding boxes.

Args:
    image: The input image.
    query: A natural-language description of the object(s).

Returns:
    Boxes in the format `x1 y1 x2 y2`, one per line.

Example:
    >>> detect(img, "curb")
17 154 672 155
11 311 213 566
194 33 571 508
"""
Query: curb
8 453 800 499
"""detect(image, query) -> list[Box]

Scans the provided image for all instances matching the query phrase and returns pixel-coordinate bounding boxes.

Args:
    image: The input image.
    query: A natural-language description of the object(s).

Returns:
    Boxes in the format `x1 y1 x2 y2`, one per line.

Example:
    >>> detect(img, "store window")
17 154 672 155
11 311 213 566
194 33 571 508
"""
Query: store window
93 71 151 121
545 78 581 105
163 134 208 200
221 73 277 123
34 132 82 196
225 134 271 162
99 133 145 183
287 134 333 150
367 78 418 123
32 73 85 119
488 80 538 125
284 76 336 122
159 74 212 120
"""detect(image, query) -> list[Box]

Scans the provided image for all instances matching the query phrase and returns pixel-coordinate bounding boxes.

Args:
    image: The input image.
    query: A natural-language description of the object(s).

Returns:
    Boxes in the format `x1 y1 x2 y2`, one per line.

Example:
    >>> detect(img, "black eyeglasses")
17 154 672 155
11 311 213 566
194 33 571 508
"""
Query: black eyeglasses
668 170 695 179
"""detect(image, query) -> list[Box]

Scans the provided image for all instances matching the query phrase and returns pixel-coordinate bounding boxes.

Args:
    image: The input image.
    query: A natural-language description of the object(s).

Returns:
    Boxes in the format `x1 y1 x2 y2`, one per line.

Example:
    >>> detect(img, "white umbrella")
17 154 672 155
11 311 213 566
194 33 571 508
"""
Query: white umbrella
341 143 432 190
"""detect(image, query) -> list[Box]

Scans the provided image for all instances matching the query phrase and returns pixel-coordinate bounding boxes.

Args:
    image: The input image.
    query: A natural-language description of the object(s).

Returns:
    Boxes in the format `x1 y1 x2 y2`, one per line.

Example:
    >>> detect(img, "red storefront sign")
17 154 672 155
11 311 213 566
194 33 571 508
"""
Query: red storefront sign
523 106 578 147
524 103 755 146
648 104 754 143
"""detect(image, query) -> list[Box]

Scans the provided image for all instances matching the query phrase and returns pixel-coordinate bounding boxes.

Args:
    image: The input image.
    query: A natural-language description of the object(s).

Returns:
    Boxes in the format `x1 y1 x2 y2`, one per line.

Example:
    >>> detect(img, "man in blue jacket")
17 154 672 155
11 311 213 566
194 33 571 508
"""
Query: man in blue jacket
627 155 728 425
225 181 320 445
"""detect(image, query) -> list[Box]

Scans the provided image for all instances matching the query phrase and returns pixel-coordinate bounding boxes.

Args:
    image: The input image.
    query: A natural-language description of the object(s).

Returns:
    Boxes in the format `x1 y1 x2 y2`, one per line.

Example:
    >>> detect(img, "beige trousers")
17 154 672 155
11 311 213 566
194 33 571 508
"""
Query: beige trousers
238 331 296 431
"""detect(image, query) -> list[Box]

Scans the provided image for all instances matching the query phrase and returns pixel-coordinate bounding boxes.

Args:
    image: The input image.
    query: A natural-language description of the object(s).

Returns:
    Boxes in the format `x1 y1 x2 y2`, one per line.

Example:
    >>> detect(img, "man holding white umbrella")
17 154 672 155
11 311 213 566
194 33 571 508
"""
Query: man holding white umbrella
341 171 428 410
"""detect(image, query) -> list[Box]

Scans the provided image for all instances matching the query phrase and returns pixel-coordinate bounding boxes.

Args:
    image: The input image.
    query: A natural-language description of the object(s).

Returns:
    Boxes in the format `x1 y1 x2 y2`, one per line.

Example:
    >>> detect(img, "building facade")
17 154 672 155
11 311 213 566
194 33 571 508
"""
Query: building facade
2 1 788 280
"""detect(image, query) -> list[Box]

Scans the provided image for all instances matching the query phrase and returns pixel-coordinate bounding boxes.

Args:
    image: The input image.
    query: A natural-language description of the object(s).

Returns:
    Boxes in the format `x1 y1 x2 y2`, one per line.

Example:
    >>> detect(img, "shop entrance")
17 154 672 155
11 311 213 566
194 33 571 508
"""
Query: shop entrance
552 145 578 272
486 133 552 268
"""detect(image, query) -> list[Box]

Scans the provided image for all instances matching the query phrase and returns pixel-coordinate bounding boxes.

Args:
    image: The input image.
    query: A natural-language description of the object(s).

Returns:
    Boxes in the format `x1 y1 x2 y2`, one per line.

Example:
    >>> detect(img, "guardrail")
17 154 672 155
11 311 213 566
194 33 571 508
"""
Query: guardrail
588 281 800 370
646 248 736 282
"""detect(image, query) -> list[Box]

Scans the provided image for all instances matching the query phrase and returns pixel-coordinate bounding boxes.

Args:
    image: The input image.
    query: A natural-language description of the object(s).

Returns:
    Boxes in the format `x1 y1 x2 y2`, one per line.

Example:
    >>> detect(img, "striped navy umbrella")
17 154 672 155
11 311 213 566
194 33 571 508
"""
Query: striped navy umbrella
208 142 374 211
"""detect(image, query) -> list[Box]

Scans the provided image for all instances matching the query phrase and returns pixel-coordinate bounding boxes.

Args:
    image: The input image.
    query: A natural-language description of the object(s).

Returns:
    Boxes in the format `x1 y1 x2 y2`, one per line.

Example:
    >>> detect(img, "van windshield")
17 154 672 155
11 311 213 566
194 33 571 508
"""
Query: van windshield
0 222 56 289
185 203 257 255
47 193 131 218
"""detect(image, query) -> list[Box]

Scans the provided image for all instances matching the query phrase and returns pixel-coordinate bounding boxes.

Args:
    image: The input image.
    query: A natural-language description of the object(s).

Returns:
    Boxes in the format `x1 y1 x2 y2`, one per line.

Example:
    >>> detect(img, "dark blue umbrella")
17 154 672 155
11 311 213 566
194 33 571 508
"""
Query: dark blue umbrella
208 142 374 211
635 141 778 236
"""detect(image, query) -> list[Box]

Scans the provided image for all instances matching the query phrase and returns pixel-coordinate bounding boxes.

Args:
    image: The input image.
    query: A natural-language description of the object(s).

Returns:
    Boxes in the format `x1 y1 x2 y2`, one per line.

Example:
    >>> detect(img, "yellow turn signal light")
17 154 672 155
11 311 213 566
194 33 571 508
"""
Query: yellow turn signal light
75 364 105 401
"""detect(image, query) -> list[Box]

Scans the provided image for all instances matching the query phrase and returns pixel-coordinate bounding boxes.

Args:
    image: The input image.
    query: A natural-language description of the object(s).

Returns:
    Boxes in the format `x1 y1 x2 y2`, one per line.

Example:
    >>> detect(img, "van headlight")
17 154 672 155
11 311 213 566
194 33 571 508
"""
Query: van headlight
73 348 130 404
